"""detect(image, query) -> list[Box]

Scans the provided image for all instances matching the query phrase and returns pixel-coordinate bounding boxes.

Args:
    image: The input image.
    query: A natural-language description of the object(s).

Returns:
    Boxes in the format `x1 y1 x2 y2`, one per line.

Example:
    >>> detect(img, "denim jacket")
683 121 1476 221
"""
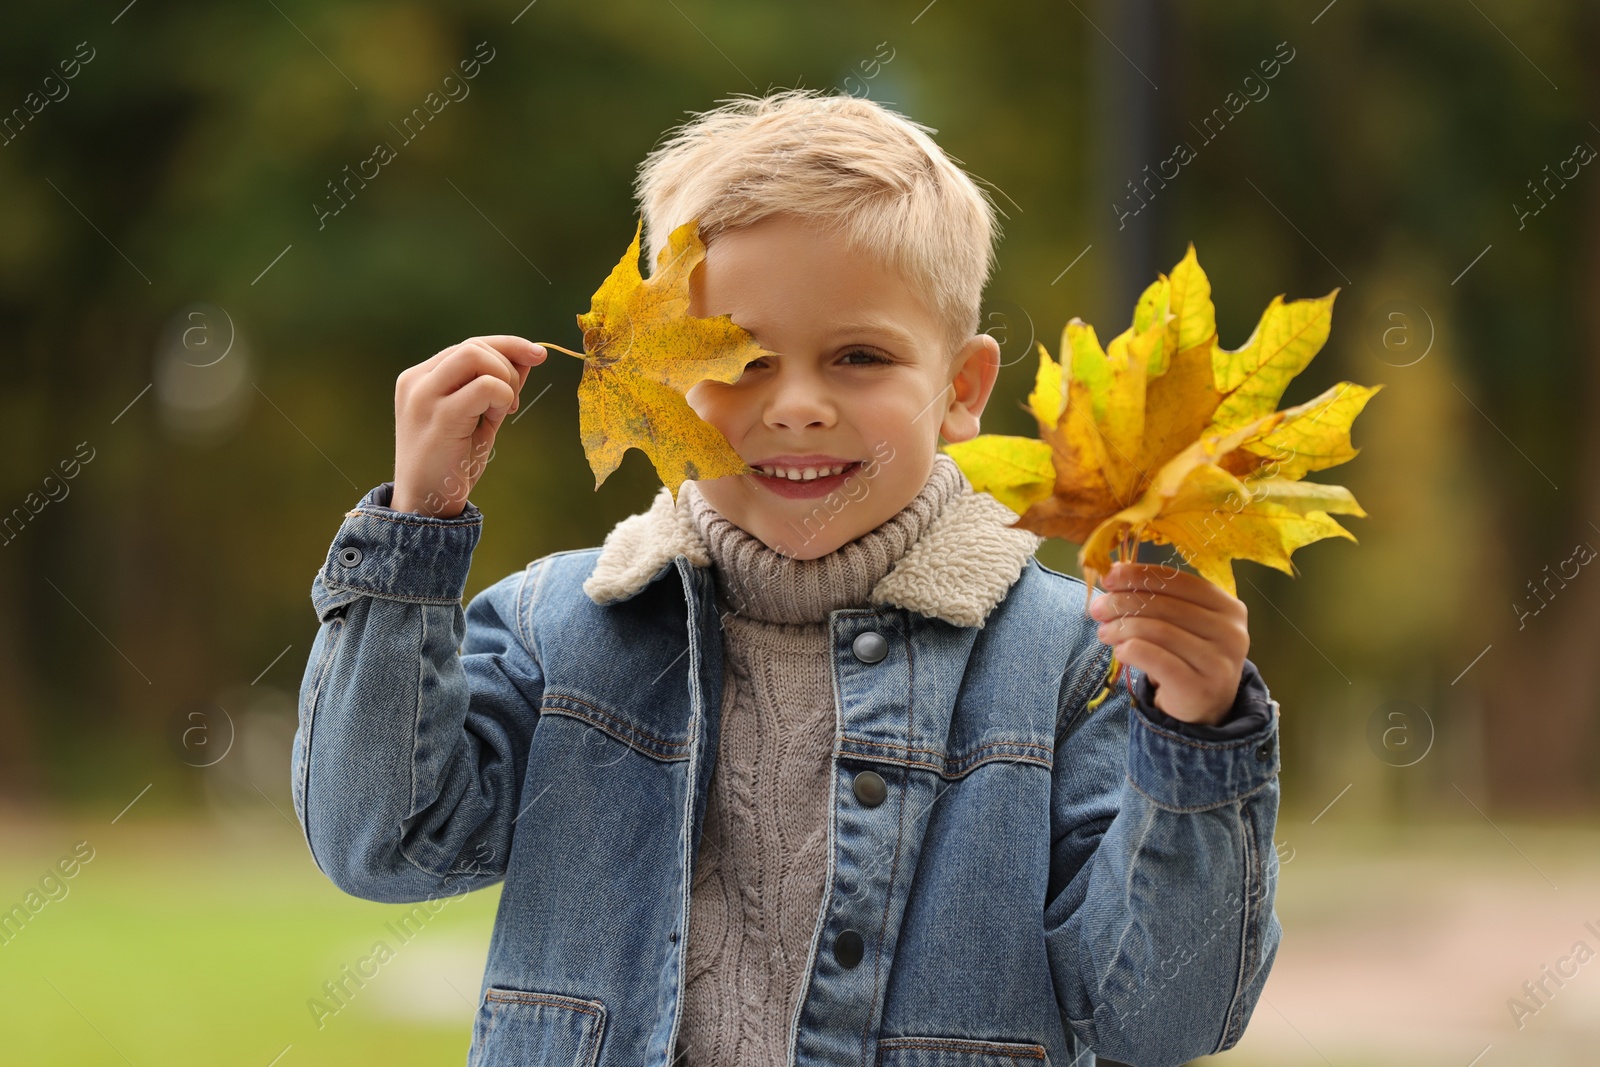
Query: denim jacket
293 476 1283 1067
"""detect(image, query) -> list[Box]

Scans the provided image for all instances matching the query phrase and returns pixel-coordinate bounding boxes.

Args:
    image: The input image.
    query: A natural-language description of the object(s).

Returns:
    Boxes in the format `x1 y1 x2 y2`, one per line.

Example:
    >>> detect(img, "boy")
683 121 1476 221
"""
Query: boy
294 89 1281 1067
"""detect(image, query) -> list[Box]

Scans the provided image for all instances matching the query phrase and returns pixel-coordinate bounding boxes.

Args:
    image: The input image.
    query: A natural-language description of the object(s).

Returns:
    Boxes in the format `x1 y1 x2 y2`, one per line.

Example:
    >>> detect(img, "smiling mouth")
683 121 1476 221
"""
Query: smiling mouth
751 461 860 481
748 461 865 499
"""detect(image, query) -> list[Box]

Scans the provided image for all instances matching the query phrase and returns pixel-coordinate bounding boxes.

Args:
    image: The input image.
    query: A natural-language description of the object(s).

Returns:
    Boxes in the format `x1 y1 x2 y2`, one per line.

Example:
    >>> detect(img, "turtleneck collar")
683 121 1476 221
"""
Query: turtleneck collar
679 453 965 625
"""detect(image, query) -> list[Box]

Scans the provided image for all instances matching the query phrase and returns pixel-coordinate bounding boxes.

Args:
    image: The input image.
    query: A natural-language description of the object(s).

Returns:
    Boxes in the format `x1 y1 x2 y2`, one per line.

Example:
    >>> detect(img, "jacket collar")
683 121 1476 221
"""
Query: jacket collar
581 480 1044 629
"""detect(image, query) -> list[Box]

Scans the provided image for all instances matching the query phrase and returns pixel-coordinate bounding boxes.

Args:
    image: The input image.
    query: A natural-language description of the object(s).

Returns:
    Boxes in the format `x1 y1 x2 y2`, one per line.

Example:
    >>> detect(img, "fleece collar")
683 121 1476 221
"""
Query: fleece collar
580 482 1044 629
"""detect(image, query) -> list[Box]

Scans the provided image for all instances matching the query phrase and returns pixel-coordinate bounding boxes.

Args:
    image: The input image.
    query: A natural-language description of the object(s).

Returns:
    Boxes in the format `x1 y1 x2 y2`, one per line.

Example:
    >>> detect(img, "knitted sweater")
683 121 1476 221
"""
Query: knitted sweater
671 454 965 1067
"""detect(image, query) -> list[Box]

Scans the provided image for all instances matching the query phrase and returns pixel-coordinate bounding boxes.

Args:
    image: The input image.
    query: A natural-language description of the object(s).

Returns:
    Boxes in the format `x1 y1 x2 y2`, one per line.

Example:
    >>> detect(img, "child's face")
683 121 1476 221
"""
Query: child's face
684 213 999 560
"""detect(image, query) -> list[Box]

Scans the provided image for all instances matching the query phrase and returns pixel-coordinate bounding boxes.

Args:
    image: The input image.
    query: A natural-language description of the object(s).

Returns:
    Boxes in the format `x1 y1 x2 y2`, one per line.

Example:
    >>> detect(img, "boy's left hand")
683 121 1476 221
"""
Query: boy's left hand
1088 561 1250 728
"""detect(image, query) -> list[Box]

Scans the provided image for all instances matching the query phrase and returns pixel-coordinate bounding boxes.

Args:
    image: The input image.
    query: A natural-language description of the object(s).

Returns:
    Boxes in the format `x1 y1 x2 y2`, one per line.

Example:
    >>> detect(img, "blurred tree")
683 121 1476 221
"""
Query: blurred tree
0 0 1592 817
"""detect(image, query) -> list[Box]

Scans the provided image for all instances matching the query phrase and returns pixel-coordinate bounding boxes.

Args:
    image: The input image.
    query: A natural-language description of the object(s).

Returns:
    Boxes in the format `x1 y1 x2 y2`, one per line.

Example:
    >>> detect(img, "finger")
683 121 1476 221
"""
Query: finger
415 335 545 377
479 335 546 367
473 339 546 409
1110 602 1249 663
1090 591 1247 651
410 339 473 377
476 343 543 415
1090 587 1211 626
439 374 517 433
1112 638 1205 708
1096 613 1218 678
424 343 521 404
1104 561 1235 611
508 345 544 411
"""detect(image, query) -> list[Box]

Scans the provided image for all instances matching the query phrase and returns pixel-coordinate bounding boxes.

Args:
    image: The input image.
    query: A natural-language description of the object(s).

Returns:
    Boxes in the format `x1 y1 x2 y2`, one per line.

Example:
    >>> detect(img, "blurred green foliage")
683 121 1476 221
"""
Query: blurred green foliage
0 0 1596 819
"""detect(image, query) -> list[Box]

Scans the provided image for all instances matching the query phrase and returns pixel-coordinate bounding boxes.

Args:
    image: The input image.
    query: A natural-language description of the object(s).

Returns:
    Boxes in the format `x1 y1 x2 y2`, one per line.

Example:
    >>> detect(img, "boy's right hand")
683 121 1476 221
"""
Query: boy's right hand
392 336 547 518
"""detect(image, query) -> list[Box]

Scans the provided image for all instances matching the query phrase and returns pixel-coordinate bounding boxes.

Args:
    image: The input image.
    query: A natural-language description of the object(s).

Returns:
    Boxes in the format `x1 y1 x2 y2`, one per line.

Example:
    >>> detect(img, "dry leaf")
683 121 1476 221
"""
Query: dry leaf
944 244 1381 597
540 219 771 499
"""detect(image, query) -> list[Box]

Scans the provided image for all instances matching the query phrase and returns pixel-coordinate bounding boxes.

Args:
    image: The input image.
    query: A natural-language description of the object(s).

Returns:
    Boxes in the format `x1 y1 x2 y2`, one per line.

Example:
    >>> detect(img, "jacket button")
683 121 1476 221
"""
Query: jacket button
337 546 363 568
851 631 888 664
1256 738 1274 762
834 929 864 968
852 770 887 808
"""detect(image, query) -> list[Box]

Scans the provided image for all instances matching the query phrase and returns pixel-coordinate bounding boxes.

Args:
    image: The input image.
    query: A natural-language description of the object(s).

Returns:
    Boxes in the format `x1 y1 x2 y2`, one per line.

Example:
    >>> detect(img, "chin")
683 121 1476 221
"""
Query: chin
775 540 837 561
753 515 848 561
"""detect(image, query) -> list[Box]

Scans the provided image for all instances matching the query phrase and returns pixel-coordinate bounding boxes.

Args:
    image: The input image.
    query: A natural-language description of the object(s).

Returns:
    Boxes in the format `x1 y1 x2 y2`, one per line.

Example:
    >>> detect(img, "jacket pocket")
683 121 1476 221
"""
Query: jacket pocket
469 987 607 1067
877 1035 1051 1067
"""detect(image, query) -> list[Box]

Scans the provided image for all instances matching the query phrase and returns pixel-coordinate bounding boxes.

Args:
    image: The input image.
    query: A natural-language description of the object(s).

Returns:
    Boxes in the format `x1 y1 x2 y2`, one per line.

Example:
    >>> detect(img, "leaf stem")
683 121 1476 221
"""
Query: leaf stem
535 341 586 359
1086 649 1120 713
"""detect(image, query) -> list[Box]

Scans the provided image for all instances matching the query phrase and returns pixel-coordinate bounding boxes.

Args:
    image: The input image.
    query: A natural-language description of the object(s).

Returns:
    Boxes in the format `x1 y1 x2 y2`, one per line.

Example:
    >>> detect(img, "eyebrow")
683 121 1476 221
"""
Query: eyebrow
826 320 919 349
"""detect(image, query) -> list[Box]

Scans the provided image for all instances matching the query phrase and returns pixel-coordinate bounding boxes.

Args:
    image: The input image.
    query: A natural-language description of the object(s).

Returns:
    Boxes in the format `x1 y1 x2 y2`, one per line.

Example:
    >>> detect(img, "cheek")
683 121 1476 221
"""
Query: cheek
686 383 761 448
856 388 938 446
684 382 724 424
844 379 924 423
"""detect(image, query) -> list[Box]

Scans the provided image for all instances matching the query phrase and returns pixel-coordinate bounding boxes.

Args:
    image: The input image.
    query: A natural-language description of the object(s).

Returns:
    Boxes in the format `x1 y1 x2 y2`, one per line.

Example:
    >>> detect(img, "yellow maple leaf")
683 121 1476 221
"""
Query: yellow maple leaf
943 244 1382 598
539 219 771 499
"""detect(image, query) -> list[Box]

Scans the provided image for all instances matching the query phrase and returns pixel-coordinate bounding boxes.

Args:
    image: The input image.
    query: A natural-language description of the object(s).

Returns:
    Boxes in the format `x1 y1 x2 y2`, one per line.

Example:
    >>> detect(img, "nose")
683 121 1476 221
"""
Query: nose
764 362 836 431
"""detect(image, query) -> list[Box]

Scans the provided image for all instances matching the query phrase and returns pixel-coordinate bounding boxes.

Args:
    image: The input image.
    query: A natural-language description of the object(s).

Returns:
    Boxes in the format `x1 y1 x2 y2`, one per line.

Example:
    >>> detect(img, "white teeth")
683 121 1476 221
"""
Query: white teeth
758 463 852 480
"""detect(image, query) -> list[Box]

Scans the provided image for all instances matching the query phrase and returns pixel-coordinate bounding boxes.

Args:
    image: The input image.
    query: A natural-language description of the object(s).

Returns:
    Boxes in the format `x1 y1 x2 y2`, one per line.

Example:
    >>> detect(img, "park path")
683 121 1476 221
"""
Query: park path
1202 819 1600 1067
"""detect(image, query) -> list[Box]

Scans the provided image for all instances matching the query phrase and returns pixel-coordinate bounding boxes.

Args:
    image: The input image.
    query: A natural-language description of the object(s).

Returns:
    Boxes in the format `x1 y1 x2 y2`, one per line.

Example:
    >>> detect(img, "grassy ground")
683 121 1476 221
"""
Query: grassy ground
4 811 1598 1066
0 812 500 1066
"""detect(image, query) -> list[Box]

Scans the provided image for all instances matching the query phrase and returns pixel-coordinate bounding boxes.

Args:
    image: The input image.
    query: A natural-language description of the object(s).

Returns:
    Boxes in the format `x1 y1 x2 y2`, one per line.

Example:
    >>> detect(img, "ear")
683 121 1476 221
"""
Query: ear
938 332 1001 444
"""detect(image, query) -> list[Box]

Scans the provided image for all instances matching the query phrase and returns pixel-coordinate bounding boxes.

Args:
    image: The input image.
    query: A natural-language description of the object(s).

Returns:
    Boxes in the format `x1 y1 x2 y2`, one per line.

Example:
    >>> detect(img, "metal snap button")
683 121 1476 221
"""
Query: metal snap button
852 770 887 808
851 631 888 664
1256 738 1273 762
834 928 864 968
337 546 363 568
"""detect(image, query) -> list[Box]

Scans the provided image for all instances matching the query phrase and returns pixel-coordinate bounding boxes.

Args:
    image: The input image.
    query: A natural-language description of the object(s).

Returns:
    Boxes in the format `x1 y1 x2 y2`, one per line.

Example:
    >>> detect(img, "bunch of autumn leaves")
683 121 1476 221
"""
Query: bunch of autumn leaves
545 222 1380 598
948 245 1380 598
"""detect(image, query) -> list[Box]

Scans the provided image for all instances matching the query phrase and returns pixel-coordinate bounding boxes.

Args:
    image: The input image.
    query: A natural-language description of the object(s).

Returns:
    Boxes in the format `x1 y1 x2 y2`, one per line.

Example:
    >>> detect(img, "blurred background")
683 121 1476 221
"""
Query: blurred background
2 0 1597 1063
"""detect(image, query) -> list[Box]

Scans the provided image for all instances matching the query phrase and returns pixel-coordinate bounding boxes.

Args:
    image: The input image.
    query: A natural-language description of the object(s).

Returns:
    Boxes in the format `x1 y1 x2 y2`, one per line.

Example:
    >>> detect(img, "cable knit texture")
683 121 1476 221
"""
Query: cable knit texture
671 455 962 1067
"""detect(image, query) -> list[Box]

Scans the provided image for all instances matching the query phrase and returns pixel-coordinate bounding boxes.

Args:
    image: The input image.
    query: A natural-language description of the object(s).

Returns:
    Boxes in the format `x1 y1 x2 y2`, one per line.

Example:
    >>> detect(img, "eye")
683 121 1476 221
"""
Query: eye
840 348 893 366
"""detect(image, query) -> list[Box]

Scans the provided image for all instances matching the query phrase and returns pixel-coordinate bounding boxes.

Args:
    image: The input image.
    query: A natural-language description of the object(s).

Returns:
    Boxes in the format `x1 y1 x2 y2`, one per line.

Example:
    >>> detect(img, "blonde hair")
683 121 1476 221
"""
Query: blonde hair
634 88 1001 356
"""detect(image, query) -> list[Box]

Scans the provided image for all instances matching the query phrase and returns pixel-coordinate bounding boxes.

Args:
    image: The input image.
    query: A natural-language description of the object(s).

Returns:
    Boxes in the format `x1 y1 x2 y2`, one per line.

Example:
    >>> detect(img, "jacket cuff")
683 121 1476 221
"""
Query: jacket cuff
1132 657 1274 740
1127 657 1279 812
313 481 483 610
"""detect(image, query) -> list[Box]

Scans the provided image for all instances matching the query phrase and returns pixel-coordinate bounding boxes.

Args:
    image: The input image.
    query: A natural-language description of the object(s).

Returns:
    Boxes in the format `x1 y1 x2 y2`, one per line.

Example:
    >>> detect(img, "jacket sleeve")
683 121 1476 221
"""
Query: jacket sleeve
291 481 543 904
1043 643 1282 1066
1133 660 1276 740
